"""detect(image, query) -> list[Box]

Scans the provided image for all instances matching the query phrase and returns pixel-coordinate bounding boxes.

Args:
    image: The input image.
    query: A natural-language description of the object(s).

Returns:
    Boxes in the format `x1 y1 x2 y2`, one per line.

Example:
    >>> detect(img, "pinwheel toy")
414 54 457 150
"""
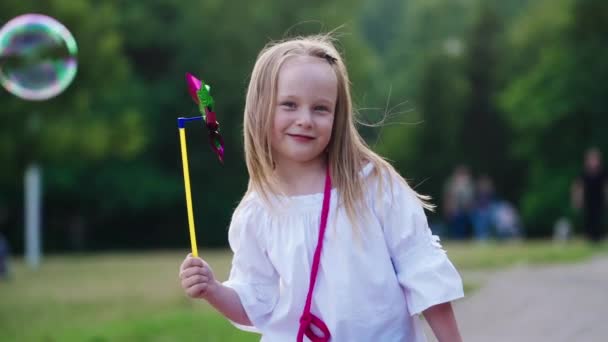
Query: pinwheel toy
178 72 225 257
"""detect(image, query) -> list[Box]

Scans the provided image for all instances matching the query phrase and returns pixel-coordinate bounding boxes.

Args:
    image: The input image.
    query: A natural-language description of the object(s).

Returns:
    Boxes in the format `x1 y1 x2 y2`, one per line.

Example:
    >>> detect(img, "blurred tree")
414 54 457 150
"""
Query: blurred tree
0 1 147 251
3 0 596 248
1 0 375 251
109 0 374 248
366 0 482 219
366 0 531 227
461 2 520 201
359 0 404 57
501 0 608 236
369 0 473 200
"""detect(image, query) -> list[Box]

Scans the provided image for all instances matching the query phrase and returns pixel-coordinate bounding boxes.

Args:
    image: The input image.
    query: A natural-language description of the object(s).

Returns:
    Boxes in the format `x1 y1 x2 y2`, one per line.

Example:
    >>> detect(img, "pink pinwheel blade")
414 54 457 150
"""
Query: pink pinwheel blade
185 72 202 104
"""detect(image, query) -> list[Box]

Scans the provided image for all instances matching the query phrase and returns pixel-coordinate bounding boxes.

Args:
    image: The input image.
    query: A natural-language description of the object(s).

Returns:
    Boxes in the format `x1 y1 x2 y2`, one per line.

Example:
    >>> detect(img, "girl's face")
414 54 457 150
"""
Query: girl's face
271 56 337 166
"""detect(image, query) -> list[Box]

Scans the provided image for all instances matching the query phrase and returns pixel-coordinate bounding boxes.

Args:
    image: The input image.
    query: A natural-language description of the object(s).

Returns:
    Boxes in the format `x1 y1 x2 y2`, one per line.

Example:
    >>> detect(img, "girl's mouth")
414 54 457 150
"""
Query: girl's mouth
287 134 315 142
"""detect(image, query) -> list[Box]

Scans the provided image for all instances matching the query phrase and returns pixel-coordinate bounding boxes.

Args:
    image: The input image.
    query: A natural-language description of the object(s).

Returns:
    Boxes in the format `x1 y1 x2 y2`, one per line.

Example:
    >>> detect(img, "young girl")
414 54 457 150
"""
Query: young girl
180 35 464 342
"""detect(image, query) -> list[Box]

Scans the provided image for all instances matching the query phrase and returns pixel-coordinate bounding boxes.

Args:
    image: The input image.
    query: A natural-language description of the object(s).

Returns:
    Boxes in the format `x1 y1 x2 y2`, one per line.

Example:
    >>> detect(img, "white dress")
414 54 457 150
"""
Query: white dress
223 163 464 341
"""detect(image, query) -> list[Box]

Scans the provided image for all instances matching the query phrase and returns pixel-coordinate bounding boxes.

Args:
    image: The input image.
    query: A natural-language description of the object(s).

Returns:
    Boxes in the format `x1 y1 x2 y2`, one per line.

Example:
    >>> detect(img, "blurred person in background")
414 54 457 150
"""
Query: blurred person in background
493 200 522 241
0 207 9 280
572 147 607 243
443 165 475 239
0 232 8 280
471 175 496 241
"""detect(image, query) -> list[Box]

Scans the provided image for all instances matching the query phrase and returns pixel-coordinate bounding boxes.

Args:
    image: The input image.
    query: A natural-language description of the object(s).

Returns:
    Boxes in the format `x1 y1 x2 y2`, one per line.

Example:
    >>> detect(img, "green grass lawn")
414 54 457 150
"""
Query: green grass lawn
0 241 606 341
445 239 608 269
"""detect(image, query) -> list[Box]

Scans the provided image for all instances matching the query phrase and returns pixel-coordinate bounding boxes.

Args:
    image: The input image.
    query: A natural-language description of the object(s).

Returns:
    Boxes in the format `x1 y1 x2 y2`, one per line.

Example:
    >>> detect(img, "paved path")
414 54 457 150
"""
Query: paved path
425 257 608 342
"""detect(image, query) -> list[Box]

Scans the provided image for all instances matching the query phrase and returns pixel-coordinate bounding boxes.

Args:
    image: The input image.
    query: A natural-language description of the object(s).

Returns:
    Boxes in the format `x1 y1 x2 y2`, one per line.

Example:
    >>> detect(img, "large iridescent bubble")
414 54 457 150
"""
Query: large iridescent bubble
0 14 78 101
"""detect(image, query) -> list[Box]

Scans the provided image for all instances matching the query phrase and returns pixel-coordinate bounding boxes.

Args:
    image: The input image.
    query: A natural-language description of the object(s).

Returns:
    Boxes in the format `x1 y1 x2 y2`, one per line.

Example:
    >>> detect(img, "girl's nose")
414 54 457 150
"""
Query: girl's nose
295 109 313 127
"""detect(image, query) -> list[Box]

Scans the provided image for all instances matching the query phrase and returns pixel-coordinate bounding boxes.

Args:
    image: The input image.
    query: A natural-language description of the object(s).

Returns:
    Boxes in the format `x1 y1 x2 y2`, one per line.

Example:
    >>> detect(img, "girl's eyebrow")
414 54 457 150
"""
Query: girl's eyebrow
277 94 335 106
315 98 335 105
277 94 298 99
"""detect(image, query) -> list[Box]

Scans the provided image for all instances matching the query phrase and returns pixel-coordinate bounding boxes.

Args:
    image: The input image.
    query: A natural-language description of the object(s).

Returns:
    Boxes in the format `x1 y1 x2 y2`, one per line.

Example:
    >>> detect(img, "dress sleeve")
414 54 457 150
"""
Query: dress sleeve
378 175 464 316
222 200 279 332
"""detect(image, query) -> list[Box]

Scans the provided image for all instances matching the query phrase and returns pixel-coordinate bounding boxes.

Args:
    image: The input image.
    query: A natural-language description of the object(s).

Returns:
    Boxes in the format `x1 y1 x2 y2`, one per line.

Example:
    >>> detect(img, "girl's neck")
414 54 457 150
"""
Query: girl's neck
273 157 327 196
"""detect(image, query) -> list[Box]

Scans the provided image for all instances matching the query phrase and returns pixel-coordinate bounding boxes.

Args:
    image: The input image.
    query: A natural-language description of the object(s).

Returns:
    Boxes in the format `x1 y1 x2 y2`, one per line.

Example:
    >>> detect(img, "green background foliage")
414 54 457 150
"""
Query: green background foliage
1 0 606 250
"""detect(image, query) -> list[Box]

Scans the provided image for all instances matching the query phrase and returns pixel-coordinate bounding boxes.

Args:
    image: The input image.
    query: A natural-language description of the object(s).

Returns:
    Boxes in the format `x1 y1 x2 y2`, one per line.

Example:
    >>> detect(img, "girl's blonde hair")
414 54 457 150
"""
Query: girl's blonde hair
241 34 432 224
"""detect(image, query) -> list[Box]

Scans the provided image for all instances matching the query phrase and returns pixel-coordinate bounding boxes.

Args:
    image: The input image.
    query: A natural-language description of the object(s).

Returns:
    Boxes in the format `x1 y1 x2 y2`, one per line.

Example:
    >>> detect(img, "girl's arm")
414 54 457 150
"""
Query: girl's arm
423 302 463 342
206 281 252 326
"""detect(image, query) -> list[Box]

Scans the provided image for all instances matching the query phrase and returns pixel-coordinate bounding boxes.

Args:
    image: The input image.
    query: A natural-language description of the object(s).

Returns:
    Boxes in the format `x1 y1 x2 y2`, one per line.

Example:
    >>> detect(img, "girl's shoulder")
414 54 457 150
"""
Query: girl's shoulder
362 161 404 195
228 193 271 248
363 161 428 213
232 192 266 220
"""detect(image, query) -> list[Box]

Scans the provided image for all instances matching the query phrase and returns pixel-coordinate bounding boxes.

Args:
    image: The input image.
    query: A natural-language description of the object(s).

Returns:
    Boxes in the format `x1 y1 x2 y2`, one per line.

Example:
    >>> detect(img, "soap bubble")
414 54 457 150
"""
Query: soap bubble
0 14 78 101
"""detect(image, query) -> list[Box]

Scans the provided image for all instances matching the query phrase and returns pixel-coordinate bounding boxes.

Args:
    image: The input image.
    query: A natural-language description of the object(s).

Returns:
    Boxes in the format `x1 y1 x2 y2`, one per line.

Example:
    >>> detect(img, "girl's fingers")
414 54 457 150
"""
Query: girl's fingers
182 275 209 290
180 256 205 272
179 258 192 272
179 263 211 279
187 283 208 297
179 266 204 279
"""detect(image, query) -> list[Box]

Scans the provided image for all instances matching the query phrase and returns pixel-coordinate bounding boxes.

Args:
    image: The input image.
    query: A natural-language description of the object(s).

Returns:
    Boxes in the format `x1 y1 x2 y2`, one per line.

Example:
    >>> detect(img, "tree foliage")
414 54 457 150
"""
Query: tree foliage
0 0 603 250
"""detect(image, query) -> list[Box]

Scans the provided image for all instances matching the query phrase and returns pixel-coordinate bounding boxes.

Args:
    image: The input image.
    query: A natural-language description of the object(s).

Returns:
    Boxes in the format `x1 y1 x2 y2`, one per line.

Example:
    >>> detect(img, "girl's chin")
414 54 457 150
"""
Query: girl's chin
276 151 325 164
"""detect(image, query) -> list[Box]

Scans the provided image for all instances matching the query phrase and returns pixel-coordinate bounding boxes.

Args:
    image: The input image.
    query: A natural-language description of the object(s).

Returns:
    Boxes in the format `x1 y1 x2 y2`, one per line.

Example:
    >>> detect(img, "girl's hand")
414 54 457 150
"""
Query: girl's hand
179 253 219 300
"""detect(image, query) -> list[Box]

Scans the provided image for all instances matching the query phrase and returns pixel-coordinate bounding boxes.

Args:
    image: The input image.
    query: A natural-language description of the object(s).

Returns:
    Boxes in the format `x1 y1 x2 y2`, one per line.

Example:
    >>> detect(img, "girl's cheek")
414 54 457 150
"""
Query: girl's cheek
324 117 335 131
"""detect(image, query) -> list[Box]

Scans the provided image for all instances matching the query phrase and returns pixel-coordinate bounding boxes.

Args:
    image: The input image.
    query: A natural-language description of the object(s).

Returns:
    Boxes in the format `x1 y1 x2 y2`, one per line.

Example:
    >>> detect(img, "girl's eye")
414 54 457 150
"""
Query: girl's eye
280 101 296 109
314 105 330 112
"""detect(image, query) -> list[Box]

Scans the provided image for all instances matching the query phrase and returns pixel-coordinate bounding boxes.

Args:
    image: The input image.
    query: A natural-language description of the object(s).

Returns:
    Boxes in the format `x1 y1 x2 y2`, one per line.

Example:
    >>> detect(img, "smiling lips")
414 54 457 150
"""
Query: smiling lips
288 134 315 142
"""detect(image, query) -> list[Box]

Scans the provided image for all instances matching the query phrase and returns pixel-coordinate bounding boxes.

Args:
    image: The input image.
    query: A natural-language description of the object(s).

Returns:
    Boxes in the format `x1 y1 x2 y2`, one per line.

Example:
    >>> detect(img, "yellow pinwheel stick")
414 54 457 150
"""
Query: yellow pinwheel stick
177 116 202 257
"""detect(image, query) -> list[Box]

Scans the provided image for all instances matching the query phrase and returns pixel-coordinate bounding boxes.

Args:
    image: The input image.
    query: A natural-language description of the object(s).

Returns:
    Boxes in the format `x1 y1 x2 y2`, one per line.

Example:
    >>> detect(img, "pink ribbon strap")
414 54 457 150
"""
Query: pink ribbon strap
296 165 332 342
